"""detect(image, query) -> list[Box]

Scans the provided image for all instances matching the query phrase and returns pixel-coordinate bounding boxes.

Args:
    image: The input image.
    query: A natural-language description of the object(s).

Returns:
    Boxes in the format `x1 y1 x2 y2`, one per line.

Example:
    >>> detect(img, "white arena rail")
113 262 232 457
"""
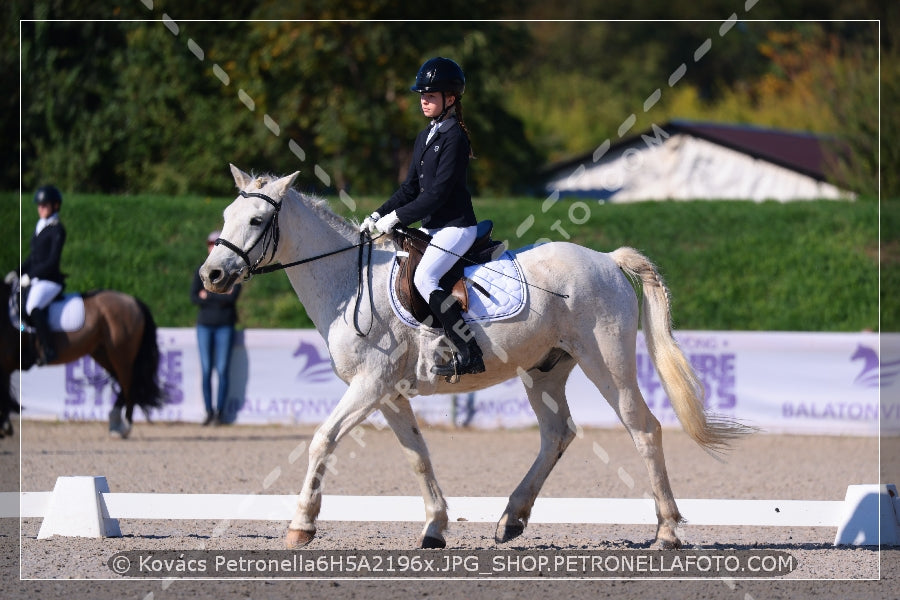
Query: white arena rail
1 476 898 546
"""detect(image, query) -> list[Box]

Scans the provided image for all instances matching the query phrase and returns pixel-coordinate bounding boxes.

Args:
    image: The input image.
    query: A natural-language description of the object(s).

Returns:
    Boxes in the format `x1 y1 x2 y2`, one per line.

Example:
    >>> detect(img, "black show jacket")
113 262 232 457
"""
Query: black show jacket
376 118 476 229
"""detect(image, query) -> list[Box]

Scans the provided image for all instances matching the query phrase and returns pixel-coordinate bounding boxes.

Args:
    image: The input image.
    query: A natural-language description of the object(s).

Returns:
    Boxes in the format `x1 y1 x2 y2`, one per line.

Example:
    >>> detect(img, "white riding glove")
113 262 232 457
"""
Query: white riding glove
359 212 380 234
4 271 17 285
20 273 31 287
375 211 401 234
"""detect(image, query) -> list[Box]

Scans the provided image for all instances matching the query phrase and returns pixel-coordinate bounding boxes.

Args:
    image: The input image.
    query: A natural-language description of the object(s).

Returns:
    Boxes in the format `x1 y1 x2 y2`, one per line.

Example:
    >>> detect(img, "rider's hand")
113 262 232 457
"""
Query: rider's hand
375 211 401 234
4 271 17 285
359 212 380 234
20 273 31 287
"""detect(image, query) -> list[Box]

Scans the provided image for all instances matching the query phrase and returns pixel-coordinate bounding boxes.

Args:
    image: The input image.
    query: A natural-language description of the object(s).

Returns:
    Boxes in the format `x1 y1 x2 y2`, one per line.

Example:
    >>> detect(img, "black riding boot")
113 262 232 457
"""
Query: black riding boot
428 289 485 379
30 307 57 365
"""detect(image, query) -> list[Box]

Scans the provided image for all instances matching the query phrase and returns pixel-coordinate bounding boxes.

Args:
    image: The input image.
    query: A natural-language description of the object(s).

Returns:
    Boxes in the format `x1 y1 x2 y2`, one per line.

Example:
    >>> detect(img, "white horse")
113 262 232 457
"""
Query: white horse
201 164 752 550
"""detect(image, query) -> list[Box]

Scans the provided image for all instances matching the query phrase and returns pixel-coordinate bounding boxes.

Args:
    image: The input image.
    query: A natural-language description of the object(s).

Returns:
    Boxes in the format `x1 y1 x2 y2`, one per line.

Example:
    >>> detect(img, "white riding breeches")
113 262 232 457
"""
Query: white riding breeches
25 279 63 315
414 225 478 300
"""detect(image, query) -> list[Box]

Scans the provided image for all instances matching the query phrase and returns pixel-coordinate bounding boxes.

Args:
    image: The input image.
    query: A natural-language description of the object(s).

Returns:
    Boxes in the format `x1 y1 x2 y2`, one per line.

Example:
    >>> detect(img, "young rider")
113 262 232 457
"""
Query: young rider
360 57 484 378
20 185 67 364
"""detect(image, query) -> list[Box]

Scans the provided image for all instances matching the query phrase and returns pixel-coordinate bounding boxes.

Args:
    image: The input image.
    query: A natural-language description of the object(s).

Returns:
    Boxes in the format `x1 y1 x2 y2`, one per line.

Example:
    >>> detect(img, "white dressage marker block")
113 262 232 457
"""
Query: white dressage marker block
0 491 51 518
15 476 899 546
37 476 121 539
834 484 900 546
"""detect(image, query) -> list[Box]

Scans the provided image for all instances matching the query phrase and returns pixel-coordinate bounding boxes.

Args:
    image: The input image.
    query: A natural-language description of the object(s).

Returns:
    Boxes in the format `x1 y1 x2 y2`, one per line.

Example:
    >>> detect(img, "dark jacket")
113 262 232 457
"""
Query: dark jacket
21 219 66 285
376 117 476 229
191 268 241 327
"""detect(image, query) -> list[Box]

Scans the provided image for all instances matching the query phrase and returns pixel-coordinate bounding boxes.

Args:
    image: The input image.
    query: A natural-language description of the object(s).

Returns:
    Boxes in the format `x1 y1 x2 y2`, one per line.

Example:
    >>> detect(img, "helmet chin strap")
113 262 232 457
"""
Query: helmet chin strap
435 92 455 122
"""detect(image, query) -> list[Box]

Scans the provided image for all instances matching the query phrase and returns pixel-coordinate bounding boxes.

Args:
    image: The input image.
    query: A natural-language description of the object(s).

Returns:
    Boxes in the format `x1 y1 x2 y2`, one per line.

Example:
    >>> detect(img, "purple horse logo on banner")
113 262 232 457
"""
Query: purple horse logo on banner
851 344 900 388
292 340 335 384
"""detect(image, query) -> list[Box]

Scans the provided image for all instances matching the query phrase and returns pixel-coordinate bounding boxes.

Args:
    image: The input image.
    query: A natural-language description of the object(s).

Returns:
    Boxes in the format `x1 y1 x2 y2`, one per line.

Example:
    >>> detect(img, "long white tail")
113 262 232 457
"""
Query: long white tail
610 247 755 453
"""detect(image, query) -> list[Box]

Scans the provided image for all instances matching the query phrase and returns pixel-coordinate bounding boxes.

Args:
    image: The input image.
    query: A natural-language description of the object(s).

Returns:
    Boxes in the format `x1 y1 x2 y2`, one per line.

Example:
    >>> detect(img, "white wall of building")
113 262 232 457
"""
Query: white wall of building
546 134 854 202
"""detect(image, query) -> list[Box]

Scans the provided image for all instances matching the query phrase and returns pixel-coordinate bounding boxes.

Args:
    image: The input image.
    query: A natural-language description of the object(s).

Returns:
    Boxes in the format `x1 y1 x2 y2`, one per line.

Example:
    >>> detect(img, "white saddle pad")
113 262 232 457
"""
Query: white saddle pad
388 250 527 329
48 294 86 332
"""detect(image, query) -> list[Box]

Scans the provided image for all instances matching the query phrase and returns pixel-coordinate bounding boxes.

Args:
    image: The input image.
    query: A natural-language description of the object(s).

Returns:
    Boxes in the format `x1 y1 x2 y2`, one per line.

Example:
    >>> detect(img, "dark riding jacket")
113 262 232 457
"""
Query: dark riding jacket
21 219 66 285
376 116 476 229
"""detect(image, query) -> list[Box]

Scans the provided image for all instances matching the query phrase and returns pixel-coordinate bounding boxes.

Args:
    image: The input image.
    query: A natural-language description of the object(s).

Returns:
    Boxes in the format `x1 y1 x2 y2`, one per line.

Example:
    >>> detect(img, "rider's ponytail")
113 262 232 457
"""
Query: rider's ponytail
454 97 474 159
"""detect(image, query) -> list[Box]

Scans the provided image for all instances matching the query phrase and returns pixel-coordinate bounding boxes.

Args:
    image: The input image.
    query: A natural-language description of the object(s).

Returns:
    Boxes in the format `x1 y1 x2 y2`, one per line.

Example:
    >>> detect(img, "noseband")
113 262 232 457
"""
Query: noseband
214 190 281 276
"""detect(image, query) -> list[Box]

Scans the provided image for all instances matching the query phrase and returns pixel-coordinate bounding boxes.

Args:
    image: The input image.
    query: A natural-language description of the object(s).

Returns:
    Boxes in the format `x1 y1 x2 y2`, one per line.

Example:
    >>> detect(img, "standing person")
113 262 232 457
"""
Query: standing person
20 185 67 365
360 56 485 379
191 231 242 425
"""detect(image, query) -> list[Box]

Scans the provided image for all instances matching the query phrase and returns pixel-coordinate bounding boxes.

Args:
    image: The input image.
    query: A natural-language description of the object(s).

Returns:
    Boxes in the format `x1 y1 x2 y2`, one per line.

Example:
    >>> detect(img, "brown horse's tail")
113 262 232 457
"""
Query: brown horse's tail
610 247 756 455
132 299 164 409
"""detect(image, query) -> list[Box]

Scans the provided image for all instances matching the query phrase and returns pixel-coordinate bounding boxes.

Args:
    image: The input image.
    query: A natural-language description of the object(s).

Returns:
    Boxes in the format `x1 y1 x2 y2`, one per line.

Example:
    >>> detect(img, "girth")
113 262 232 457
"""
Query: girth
391 221 504 324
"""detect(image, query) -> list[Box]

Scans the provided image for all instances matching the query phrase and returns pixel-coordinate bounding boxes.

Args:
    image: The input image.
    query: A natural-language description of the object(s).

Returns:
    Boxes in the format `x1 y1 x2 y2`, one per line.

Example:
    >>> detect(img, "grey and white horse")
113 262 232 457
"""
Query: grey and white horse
201 165 752 550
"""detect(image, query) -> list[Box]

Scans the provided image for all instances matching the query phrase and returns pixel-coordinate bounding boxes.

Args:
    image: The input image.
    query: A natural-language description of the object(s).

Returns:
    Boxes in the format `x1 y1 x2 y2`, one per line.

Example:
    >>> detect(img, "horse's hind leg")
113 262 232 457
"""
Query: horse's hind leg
496 356 577 543
578 351 683 549
380 394 449 548
92 349 132 439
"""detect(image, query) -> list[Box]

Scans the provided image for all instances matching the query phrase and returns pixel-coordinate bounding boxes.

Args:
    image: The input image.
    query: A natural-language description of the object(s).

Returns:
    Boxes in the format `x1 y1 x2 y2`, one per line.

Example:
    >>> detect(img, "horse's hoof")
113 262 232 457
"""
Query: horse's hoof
284 528 315 549
652 538 682 550
109 427 130 440
494 519 525 543
420 535 446 549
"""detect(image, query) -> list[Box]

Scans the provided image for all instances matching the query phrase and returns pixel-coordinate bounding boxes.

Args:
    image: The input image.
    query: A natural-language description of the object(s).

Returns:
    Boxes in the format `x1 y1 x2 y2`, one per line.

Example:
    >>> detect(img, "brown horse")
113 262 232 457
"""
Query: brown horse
0 275 164 438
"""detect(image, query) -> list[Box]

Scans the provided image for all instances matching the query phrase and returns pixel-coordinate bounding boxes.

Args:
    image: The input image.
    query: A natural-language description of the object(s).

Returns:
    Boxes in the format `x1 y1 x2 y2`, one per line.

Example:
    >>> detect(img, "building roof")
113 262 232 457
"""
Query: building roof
545 120 842 183
666 120 839 181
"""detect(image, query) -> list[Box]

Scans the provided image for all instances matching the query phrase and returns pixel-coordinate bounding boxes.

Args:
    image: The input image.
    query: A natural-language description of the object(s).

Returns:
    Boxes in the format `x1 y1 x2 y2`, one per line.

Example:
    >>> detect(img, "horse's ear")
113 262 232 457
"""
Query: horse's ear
229 164 253 190
271 171 301 198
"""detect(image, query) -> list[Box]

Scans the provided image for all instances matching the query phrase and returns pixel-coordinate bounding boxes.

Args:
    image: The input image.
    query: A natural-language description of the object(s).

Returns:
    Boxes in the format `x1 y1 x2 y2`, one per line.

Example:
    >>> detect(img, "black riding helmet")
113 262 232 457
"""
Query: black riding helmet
34 185 63 207
410 57 465 96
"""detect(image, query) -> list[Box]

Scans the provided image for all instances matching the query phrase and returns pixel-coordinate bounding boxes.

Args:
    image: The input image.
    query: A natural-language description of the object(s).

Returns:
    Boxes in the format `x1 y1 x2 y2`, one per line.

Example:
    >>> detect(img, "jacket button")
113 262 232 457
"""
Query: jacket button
420 160 424 166
420 187 425 192
419 174 423 178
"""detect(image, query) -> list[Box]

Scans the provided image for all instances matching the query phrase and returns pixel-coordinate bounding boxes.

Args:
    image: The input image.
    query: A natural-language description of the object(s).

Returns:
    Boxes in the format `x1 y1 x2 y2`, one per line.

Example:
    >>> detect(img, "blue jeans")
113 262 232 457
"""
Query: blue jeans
196 324 235 415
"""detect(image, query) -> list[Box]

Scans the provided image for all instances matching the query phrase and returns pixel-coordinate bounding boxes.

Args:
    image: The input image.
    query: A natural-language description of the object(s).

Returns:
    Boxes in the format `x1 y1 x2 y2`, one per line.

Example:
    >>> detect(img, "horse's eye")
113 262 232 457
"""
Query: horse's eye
250 216 263 227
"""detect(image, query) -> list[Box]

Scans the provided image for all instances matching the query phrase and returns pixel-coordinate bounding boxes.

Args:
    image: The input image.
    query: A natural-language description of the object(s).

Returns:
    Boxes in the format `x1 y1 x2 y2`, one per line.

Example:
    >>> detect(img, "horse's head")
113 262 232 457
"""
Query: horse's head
200 164 299 293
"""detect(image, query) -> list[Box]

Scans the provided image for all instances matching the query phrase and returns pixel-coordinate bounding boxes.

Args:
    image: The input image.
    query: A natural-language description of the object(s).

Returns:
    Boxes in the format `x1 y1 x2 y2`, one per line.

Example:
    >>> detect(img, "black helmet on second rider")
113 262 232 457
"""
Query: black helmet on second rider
410 57 465 96
34 185 63 207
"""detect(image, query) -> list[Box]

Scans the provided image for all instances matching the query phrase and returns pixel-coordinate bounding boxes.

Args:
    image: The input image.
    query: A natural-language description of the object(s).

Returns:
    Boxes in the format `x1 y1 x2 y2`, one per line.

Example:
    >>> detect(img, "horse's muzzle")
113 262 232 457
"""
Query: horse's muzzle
199 262 240 294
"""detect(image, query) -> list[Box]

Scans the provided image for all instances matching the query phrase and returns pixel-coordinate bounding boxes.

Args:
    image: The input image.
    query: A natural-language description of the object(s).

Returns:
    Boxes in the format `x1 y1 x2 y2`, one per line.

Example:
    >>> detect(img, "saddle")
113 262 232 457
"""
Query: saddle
392 221 505 324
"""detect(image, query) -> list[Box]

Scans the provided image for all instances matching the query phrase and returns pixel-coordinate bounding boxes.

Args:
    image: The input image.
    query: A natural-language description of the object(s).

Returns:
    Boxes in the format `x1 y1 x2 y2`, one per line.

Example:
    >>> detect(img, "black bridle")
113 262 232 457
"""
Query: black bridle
213 190 282 275
213 189 375 335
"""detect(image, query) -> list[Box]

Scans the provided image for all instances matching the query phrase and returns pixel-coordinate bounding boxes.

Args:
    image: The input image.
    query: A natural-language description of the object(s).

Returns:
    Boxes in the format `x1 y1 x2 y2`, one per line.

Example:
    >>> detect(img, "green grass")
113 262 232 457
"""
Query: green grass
3 192 885 331
883 199 900 332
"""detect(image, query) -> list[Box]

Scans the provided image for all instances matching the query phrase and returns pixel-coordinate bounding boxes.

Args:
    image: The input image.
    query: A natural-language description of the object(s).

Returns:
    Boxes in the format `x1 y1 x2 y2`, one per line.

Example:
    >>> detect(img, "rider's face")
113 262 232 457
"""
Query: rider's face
36 202 55 219
420 92 454 119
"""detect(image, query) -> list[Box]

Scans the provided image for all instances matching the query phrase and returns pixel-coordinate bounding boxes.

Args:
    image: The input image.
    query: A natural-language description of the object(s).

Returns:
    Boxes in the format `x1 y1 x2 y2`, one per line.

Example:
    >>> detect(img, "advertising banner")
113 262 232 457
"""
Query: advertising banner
13 329 896 436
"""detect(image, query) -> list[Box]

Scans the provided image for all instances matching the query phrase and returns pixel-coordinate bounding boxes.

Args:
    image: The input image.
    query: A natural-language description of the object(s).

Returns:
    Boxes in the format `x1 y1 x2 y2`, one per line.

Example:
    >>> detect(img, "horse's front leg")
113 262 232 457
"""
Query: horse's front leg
285 379 378 549
379 394 449 548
